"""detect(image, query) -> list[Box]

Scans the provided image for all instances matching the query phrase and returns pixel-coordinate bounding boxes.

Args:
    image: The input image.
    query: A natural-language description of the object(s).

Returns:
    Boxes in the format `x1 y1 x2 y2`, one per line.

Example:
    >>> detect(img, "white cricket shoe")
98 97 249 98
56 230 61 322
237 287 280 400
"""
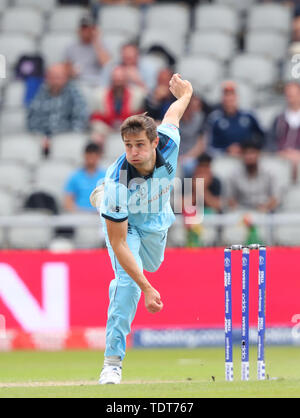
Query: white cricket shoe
90 184 105 211
99 365 122 385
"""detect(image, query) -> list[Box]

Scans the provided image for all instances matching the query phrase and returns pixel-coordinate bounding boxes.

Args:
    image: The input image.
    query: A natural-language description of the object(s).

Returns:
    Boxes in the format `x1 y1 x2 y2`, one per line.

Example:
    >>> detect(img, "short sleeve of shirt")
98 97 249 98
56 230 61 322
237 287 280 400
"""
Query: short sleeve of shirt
157 123 180 149
64 172 78 195
101 179 128 223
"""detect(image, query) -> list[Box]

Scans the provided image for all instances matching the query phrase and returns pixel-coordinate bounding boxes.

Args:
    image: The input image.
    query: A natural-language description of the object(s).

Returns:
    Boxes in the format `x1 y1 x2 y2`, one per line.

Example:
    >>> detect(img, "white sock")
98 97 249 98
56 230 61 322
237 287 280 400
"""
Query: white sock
104 355 122 368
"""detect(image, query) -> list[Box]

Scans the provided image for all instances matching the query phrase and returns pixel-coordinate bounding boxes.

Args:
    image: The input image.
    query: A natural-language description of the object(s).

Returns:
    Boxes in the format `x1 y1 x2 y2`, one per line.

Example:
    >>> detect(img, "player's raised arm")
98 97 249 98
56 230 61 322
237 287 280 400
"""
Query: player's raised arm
162 73 193 128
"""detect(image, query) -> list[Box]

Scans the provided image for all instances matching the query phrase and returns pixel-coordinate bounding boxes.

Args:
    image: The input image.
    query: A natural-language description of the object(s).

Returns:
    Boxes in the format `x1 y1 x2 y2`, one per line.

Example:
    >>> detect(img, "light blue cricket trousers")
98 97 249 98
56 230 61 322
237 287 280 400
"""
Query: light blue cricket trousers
101 219 167 360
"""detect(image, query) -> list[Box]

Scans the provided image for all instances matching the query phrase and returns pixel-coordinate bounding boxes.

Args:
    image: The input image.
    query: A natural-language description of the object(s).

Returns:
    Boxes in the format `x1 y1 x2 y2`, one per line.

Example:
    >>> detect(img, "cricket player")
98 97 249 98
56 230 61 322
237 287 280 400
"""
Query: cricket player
90 74 193 384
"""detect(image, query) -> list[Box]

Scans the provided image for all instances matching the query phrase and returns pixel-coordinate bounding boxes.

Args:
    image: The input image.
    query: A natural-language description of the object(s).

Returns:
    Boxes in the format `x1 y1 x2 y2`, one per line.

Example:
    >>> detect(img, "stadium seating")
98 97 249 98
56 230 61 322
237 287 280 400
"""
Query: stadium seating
7 212 53 249
260 154 293 189
33 160 76 205
255 104 283 131
0 135 41 166
1 7 44 38
245 30 288 62
0 227 5 248
0 0 8 14
281 185 300 212
0 109 28 135
0 0 296 249
211 155 242 196
194 4 239 35
0 34 36 67
145 4 190 35
14 0 57 13
3 81 25 109
104 132 125 162
189 31 236 62
0 161 31 194
74 215 105 248
273 225 300 246
0 189 16 216
99 5 141 37
140 28 185 60
50 133 89 165
229 53 277 88
176 56 223 91
215 0 256 14
49 6 88 33
247 4 291 34
40 33 77 67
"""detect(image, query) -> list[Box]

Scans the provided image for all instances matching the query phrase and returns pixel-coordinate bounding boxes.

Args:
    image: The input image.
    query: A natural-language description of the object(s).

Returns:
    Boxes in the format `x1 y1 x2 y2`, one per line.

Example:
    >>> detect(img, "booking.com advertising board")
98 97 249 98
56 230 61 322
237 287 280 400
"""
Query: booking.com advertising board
0 248 300 350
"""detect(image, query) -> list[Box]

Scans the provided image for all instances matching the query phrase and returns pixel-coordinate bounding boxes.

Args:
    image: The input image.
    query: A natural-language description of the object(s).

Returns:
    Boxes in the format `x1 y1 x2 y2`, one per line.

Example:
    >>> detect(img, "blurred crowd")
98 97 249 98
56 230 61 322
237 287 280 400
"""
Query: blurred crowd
2 0 300 248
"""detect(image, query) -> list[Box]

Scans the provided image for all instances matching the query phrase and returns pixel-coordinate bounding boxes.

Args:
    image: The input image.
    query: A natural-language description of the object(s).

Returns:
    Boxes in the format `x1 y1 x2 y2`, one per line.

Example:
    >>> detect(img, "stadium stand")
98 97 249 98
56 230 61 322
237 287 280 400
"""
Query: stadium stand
0 0 299 249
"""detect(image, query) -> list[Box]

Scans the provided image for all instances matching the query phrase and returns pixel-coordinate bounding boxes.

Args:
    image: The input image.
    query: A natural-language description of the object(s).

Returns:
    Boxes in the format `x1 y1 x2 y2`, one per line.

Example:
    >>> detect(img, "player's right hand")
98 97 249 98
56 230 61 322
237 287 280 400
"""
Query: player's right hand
144 287 163 314
169 73 193 100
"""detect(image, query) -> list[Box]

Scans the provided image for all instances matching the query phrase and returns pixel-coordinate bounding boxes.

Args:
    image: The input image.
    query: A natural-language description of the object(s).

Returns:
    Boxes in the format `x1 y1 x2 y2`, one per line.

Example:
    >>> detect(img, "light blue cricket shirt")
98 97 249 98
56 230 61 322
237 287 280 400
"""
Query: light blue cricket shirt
101 123 180 233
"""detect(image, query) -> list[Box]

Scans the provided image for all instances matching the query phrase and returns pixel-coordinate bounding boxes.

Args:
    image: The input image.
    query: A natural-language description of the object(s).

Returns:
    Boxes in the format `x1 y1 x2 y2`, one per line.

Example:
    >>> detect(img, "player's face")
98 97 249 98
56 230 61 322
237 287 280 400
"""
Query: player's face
123 131 158 168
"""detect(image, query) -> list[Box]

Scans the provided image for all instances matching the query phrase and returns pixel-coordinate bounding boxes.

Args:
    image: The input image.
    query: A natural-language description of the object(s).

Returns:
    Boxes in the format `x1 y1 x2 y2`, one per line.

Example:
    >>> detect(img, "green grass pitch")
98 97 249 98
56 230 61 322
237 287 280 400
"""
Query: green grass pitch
0 347 299 398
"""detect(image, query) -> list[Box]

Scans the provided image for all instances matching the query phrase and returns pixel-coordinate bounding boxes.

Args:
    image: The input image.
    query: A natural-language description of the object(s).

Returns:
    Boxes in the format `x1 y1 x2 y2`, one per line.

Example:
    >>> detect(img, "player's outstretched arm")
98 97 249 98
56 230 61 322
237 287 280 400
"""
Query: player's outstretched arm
162 73 193 128
105 218 163 314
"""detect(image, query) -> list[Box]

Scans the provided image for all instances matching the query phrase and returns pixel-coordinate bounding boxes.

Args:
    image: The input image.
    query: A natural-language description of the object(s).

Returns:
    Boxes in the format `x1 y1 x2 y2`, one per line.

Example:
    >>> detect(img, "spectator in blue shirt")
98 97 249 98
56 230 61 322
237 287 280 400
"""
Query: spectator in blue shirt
205 81 265 156
64 142 106 212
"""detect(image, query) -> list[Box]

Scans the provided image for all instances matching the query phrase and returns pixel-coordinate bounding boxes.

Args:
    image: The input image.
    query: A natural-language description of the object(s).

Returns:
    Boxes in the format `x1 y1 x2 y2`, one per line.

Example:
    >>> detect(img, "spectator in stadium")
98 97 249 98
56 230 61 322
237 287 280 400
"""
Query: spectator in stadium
182 153 222 247
226 139 281 213
65 15 111 85
90 65 145 141
269 82 300 179
144 68 176 122
64 142 106 212
27 63 88 154
190 153 222 214
205 81 265 156
179 94 211 178
101 43 157 91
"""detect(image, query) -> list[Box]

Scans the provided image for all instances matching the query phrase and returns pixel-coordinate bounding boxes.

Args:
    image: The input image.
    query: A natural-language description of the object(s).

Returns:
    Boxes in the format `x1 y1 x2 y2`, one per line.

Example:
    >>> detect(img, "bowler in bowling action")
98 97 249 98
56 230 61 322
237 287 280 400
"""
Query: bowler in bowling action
90 73 193 384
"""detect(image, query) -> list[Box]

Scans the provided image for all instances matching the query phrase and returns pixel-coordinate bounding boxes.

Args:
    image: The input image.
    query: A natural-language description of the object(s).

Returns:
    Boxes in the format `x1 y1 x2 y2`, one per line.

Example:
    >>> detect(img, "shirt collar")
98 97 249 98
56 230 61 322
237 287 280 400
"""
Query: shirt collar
120 149 166 187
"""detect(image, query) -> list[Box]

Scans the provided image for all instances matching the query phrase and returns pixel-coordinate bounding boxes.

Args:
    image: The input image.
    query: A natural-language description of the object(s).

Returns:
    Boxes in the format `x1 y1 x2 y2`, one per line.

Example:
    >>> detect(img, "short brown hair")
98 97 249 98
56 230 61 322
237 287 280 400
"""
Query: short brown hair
120 113 157 142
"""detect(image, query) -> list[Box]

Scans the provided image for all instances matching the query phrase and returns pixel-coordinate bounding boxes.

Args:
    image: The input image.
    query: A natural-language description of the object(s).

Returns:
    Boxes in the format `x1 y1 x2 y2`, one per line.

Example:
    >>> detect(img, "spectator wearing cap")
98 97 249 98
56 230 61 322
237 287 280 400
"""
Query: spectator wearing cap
269 82 300 179
27 63 88 154
64 142 106 212
227 139 281 213
101 43 157 91
64 15 110 85
205 81 265 156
